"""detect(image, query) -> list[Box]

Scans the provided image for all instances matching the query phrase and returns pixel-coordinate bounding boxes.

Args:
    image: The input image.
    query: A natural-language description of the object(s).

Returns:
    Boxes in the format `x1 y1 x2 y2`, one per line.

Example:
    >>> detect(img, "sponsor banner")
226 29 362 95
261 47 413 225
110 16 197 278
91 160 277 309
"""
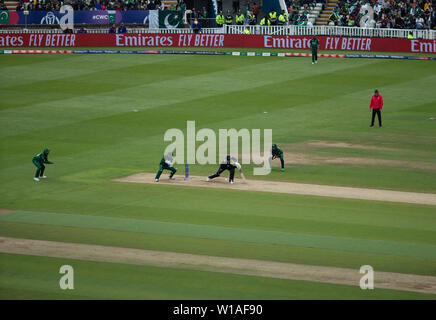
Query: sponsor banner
345 54 436 60
0 10 151 25
0 33 435 54
261 35 436 53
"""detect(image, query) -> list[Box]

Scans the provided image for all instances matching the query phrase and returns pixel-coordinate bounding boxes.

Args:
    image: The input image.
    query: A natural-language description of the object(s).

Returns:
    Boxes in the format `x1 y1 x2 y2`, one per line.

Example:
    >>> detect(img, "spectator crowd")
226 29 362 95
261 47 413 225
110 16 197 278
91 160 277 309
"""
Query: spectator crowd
7 0 436 30
327 0 435 29
14 0 187 11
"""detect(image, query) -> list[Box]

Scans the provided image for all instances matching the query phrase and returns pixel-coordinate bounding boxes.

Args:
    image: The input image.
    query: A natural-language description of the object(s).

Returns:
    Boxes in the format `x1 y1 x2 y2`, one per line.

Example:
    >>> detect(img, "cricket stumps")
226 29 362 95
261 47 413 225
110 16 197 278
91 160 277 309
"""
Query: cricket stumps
185 164 189 180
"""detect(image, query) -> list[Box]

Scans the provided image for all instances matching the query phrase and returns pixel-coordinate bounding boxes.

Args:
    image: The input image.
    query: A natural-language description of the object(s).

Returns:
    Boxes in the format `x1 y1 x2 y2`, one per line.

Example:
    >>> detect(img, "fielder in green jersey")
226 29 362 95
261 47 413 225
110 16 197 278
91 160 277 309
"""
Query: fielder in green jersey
310 35 319 64
270 144 285 171
32 148 54 181
155 152 177 182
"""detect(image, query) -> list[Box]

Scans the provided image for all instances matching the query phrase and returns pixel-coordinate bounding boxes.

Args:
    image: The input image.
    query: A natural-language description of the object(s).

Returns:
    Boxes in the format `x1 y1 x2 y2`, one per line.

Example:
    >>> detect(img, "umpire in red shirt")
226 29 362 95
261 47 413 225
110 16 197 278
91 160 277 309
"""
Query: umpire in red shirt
370 89 383 127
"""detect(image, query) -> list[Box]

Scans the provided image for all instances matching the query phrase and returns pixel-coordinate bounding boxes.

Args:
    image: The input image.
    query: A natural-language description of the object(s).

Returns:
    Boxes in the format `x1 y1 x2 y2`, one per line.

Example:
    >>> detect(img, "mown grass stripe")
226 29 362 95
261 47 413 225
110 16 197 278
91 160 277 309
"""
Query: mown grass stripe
0 211 435 259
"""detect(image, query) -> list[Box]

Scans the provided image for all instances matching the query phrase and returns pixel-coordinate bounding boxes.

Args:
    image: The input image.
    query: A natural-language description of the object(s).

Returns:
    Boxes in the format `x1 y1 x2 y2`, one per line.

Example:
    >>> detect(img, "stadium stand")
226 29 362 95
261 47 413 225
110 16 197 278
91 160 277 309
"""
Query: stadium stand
315 0 435 29
2 0 18 10
14 0 170 10
4 0 436 30
162 0 178 10
288 1 324 25
316 0 338 25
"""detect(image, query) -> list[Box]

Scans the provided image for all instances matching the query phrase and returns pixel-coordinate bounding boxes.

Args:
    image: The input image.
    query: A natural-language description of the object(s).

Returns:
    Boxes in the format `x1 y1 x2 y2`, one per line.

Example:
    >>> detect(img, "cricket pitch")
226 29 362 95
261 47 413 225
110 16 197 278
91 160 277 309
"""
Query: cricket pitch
114 173 436 206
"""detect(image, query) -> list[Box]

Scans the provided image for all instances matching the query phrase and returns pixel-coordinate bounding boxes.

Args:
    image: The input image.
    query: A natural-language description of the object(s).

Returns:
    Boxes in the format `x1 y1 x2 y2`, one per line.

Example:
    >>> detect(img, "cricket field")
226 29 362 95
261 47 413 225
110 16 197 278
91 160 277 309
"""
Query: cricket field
0 48 436 299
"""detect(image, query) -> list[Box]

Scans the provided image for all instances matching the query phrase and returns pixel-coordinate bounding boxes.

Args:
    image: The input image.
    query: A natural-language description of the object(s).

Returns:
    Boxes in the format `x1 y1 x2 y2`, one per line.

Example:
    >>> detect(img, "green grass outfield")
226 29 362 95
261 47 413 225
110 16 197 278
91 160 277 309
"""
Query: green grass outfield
2 253 433 300
0 48 435 299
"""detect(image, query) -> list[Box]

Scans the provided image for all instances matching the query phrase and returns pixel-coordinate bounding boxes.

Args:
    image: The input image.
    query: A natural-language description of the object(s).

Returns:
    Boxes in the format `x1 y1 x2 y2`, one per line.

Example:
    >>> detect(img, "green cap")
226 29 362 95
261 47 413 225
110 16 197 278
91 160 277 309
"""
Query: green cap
43 148 50 153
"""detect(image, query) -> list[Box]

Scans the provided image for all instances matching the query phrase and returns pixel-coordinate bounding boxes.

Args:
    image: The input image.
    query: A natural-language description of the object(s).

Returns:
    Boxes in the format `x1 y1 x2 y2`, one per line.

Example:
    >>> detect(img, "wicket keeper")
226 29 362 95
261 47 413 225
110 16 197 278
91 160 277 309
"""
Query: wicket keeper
207 155 241 184
270 144 285 171
155 152 177 182
32 148 54 181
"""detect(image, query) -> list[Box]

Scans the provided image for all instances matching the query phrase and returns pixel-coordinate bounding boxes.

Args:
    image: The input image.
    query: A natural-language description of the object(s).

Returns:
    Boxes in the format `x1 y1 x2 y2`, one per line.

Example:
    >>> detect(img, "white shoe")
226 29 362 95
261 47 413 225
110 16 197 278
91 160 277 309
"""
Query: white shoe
33 177 40 182
312 62 314 64
169 176 175 180
40 176 47 179
230 181 234 184
206 177 211 182
315 61 318 64
155 179 159 182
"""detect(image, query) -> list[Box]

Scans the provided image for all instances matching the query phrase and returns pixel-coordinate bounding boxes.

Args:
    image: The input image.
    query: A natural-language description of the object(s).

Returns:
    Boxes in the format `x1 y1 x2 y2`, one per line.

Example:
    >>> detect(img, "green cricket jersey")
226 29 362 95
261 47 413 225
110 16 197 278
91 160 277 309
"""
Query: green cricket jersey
159 156 167 166
160 155 174 168
310 38 319 51
272 147 283 158
32 152 50 164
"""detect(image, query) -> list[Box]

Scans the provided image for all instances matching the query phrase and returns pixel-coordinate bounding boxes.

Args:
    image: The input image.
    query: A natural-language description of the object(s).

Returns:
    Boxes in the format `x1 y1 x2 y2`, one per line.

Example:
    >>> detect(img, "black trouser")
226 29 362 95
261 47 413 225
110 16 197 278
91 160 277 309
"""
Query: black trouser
312 49 317 62
33 161 45 178
371 108 382 127
209 164 235 182
270 155 284 169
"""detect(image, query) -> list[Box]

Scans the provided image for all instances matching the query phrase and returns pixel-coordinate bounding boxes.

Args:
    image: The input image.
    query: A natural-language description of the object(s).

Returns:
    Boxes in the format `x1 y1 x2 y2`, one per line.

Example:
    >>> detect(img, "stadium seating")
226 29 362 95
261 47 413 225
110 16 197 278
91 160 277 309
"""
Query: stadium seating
314 0 435 29
3 0 18 10
315 0 337 25
295 2 324 25
7 0 435 30
162 0 177 10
